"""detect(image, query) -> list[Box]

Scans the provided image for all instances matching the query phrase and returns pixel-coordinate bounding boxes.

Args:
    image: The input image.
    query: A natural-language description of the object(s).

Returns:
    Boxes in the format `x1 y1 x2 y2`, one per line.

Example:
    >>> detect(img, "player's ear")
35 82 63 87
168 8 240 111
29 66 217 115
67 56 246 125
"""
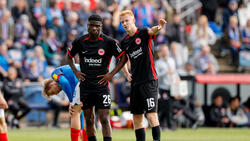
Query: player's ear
133 18 135 24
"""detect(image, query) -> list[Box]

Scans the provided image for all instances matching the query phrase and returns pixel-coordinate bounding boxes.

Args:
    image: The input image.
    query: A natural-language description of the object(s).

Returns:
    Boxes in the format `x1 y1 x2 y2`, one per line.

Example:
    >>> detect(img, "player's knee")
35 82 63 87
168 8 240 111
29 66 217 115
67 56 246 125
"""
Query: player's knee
100 116 110 126
146 113 157 120
146 112 159 126
86 117 95 126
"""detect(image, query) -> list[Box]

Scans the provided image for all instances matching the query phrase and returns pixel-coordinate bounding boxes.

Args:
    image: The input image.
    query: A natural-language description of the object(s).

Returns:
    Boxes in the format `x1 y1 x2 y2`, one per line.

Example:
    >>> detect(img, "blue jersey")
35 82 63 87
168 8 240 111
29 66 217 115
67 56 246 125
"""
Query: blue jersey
51 65 80 102
51 65 84 129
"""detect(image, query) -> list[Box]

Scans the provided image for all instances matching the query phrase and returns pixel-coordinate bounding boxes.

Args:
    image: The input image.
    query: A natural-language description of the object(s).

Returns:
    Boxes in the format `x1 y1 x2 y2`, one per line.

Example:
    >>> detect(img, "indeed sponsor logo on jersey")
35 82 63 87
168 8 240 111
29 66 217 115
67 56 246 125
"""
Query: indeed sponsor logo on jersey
84 57 102 66
129 47 142 59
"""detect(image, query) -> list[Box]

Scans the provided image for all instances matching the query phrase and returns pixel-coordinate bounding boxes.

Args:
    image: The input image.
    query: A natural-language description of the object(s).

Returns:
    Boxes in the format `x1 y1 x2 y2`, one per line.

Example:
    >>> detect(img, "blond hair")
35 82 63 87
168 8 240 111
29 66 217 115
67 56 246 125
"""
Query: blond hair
42 79 54 100
196 15 208 38
229 16 238 24
120 10 135 18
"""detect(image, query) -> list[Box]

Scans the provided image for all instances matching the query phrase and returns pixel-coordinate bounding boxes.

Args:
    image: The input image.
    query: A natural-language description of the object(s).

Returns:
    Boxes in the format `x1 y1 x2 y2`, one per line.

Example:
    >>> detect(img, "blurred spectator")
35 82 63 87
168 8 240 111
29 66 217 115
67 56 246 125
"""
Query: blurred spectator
30 0 43 19
11 0 30 23
133 0 154 27
242 19 250 49
102 13 117 38
180 63 196 76
0 10 14 48
192 45 219 74
222 0 239 31
0 43 21 80
14 14 35 49
77 3 91 35
41 29 61 66
0 0 7 18
200 0 218 22
62 29 77 55
189 15 216 56
227 96 248 127
51 17 66 45
157 0 173 23
155 44 180 130
156 44 180 95
169 42 188 75
210 95 230 127
107 1 120 30
49 92 69 128
2 67 31 128
33 14 48 44
64 11 80 37
46 0 64 27
166 13 187 46
24 46 48 82
243 97 250 126
223 16 242 65
0 43 9 80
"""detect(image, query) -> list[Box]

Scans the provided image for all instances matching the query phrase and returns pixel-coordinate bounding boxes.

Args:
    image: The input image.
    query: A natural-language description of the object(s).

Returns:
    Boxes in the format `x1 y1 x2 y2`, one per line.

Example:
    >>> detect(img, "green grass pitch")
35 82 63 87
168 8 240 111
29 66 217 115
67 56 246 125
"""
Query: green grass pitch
8 128 250 141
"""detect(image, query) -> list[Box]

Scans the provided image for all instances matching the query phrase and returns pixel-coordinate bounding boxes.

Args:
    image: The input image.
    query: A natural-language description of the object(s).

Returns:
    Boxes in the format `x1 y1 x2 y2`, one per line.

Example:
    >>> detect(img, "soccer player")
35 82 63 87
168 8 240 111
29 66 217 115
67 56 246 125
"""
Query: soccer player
0 91 8 141
67 14 127 141
120 10 167 141
42 65 87 141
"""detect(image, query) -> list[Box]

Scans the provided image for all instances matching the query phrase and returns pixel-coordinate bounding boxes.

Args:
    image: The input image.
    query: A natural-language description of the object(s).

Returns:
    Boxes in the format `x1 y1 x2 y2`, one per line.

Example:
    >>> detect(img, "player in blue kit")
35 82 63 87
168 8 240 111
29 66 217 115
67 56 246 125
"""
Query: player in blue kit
42 65 87 141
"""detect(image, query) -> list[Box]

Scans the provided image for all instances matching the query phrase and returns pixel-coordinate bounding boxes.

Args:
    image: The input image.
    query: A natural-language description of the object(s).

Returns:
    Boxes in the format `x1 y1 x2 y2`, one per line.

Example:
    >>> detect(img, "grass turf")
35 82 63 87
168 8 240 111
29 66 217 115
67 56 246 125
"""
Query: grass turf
8 128 250 141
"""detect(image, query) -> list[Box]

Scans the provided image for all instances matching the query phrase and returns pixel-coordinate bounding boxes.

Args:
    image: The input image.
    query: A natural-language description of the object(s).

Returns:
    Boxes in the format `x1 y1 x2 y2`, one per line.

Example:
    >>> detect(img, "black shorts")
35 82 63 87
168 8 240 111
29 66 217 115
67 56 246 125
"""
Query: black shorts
80 84 111 110
130 80 159 114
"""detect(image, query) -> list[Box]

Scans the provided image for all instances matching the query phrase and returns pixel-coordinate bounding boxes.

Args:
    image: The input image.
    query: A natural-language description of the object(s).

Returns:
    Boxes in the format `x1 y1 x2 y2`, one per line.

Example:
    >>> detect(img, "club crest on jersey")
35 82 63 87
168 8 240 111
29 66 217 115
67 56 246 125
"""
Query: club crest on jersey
52 74 58 81
98 48 105 56
135 38 141 45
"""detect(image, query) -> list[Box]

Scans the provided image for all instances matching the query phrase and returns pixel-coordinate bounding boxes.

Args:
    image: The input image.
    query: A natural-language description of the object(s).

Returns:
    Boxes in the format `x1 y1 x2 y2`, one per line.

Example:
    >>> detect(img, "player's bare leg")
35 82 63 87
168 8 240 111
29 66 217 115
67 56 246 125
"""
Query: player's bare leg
133 114 145 141
70 105 81 141
84 107 96 141
0 113 8 141
98 109 112 141
146 112 161 141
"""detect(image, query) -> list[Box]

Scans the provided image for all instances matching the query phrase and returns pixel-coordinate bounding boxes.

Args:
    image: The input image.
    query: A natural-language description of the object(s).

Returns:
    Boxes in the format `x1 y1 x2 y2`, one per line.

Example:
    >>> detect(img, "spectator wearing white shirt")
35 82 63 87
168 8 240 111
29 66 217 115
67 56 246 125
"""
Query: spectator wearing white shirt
155 44 179 130
227 96 248 127
192 45 219 74
189 15 216 56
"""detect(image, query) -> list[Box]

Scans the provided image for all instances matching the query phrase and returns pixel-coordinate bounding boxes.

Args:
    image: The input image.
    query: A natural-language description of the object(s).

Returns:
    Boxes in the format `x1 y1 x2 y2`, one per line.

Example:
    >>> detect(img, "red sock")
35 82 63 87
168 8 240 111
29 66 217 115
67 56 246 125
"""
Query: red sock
0 133 8 141
71 128 80 141
81 129 88 141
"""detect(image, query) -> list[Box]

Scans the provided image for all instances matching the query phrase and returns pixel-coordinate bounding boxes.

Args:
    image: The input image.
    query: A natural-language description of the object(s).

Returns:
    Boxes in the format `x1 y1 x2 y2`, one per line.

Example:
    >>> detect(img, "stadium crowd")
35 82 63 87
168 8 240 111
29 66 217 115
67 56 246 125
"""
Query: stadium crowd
0 0 250 130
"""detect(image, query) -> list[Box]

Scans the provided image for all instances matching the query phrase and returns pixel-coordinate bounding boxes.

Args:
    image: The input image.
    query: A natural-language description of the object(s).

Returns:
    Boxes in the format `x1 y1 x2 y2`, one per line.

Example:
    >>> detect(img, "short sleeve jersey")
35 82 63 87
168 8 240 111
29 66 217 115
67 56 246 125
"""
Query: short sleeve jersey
120 28 157 85
51 65 80 102
68 34 125 90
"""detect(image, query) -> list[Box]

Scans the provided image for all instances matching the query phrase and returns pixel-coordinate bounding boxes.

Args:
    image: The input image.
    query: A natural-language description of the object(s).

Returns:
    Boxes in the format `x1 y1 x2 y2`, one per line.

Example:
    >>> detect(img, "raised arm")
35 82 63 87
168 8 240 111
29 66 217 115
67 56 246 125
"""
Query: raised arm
147 19 167 36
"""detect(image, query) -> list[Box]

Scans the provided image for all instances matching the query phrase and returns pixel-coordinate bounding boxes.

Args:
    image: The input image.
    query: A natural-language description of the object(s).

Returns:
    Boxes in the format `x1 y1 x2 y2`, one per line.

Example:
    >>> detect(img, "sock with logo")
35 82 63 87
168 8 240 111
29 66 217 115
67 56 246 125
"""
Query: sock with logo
152 126 161 141
0 133 8 141
135 128 145 141
71 128 80 141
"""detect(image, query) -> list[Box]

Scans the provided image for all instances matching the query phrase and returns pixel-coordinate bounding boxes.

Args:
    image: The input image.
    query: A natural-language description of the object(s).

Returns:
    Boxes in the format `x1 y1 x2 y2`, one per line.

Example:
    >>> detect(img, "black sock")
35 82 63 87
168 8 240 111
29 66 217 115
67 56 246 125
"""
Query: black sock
88 136 97 141
152 126 161 141
104 137 112 141
135 128 145 141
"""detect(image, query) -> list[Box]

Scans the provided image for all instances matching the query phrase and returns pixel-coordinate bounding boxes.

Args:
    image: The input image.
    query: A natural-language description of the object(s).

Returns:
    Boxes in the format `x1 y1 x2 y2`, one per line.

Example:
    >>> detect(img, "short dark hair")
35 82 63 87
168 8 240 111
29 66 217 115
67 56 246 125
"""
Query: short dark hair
230 96 241 103
88 14 103 22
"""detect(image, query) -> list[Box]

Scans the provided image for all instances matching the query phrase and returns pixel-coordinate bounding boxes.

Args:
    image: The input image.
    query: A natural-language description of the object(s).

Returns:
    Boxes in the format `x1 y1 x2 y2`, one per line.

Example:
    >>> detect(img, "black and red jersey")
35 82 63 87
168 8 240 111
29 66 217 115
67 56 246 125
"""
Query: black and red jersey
68 34 124 90
120 28 157 85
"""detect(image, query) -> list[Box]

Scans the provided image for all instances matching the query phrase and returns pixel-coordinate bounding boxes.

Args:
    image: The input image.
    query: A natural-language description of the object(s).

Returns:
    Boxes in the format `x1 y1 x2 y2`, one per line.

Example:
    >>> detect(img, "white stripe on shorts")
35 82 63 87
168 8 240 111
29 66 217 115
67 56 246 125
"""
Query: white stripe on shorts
0 109 4 118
